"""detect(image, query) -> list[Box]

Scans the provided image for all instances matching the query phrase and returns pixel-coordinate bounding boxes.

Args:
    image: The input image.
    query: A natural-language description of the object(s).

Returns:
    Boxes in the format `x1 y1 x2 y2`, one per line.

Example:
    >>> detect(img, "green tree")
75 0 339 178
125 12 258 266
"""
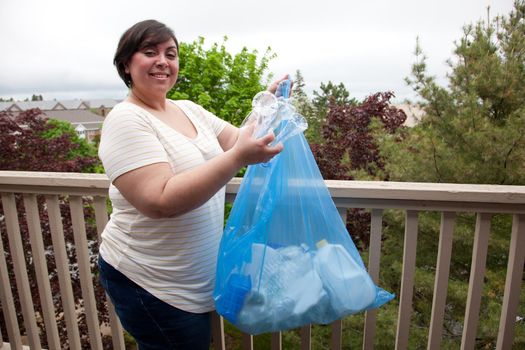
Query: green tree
380 2 525 185
42 118 104 173
373 2 525 347
306 81 357 143
168 36 275 126
291 70 316 141
0 109 107 349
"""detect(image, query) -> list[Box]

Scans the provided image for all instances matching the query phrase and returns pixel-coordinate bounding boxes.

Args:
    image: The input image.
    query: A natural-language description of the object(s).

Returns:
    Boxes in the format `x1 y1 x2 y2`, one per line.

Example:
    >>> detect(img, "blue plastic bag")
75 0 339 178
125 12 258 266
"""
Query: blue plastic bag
213 86 394 335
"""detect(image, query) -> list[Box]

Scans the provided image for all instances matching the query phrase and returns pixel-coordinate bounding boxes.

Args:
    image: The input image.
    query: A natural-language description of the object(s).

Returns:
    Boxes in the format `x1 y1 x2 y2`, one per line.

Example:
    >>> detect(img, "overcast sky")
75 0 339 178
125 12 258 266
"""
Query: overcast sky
0 0 515 103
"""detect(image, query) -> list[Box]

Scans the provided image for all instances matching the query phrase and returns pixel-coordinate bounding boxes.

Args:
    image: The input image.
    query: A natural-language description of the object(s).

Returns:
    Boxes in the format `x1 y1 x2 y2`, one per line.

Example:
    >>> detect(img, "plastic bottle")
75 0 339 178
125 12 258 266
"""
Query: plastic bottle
314 239 376 313
218 273 251 324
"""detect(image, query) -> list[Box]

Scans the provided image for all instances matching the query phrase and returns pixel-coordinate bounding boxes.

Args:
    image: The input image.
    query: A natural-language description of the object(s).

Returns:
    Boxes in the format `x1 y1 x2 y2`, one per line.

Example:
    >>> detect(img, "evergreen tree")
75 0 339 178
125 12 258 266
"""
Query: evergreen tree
373 2 525 347
381 1 525 185
291 70 316 141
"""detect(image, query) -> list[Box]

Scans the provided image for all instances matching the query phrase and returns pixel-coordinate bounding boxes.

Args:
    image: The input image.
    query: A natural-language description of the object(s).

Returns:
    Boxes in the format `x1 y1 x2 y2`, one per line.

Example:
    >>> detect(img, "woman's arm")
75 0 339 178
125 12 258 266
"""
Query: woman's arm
113 124 281 218
217 123 240 151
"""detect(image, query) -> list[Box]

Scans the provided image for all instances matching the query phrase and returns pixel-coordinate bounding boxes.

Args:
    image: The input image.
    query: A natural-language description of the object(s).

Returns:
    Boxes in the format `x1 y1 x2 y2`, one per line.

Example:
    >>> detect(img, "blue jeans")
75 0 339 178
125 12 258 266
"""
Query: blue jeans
98 256 212 350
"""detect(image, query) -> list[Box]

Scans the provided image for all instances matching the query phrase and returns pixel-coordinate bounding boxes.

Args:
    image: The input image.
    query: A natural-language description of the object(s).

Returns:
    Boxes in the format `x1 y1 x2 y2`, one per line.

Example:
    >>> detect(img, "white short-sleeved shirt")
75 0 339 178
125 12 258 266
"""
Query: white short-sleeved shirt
98 99 228 313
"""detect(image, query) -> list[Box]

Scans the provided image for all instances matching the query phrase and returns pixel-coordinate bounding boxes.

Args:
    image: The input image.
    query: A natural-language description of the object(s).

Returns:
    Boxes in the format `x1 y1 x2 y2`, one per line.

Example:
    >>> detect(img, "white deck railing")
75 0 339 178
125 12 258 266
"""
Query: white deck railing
0 171 524 349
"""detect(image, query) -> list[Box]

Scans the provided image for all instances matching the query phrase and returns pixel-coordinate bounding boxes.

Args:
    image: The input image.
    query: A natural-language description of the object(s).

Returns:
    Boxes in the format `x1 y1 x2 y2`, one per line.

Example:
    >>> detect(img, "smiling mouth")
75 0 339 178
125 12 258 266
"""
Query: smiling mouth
150 73 170 79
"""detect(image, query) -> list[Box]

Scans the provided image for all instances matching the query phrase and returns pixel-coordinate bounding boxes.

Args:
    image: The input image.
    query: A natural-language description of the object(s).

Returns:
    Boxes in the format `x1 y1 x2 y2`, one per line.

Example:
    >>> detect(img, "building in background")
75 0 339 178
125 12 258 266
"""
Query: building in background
0 99 121 142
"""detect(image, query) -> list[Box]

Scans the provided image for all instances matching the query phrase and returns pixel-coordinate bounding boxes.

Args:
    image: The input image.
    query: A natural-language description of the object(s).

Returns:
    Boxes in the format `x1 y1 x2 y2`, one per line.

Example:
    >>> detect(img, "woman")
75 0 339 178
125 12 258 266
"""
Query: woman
98 19 286 349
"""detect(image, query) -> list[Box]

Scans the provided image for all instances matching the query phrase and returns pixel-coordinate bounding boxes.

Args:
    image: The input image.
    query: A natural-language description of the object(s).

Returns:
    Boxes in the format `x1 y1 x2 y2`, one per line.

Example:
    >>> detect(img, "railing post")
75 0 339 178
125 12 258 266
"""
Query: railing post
0 223 23 349
211 311 225 350
69 196 103 350
23 194 61 350
461 213 491 350
363 209 383 350
300 324 311 350
330 207 349 350
1 193 42 350
271 332 282 350
496 214 525 349
395 210 419 350
427 212 455 350
241 333 254 350
93 196 126 350
45 195 82 350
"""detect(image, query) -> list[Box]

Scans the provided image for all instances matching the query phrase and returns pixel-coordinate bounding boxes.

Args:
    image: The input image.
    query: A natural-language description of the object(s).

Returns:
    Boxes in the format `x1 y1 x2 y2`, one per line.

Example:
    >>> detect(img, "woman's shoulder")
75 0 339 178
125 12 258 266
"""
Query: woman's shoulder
169 99 208 118
105 101 150 121
169 98 200 110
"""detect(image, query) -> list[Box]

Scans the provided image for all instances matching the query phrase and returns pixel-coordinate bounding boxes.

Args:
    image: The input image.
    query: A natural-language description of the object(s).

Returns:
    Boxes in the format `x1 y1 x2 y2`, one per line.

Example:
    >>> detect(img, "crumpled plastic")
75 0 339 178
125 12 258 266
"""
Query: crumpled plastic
213 83 394 335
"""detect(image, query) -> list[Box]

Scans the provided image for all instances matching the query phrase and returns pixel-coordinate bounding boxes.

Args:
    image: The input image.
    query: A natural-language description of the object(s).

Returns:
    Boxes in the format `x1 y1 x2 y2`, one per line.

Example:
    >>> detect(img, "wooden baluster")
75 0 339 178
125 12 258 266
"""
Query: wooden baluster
93 196 125 350
300 324 311 350
330 207 349 350
395 210 419 350
69 196 103 349
0 219 23 349
23 194 61 349
427 212 455 350
461 213 491 350
46 195 82 350
211 311 226 350
496 214 525 349
1 193 42 349
242 333 254 350
271 332 282 350
363 209 383 350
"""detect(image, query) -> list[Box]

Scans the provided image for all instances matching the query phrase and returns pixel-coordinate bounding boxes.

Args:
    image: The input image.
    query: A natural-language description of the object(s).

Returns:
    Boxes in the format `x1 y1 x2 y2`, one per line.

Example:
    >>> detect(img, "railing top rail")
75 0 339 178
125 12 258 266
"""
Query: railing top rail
325 179 525 204
0 171 109 196
0 171 109 188
2 171 525 206
229 177 525 205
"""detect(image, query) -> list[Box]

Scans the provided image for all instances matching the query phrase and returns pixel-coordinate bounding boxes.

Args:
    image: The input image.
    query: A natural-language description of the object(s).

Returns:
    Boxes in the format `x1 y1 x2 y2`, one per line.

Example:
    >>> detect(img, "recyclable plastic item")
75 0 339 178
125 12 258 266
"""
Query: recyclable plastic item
214 79 394 334
314 239 376 312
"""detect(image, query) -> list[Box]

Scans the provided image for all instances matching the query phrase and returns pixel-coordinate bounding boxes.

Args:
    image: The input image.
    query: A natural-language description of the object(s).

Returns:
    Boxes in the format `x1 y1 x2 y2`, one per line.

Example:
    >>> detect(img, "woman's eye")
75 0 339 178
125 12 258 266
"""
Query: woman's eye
166 53 177 59
144 51 156 57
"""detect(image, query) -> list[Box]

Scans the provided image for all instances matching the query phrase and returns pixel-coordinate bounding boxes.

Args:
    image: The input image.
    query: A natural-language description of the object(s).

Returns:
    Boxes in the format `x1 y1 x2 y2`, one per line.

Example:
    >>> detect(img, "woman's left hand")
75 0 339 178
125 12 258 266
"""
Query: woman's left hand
267 74 293 96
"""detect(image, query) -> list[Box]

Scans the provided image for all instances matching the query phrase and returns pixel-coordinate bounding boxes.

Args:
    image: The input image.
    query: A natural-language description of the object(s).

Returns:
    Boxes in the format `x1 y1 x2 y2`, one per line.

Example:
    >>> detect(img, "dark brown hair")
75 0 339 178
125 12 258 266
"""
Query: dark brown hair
114 19 179 88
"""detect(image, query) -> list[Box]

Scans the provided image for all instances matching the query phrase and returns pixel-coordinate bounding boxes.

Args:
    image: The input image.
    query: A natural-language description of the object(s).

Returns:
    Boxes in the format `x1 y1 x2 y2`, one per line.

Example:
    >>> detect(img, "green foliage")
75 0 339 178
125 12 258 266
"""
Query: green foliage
309 80 357 143
42 118 104 173
360 4 525 347
311 92 406 181
168 36 275 126
290 70 316 141
381 2 525 185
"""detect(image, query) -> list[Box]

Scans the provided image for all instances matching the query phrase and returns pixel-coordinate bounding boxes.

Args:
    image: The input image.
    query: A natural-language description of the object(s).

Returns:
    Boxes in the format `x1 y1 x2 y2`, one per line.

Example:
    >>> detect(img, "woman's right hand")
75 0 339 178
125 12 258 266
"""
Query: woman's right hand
231 123 283 166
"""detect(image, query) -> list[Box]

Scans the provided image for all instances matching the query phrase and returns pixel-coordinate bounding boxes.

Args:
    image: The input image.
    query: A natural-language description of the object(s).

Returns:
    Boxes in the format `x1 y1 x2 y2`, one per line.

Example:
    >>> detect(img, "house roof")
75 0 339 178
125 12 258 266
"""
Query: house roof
86 99 120 109
9 100 63 111
43 109 105 128
0 98 121 112
56 99 90 110
0 102 14 111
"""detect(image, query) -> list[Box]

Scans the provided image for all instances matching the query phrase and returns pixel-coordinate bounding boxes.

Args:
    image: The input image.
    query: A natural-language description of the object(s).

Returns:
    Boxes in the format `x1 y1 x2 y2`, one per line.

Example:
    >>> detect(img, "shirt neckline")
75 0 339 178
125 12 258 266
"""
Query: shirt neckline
121 99 202 142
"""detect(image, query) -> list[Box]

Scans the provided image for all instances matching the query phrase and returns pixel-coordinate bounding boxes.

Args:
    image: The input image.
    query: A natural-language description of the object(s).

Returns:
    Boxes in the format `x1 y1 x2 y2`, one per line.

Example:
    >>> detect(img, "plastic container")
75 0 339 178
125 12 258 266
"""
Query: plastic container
314 239 376 312
217 274 251 323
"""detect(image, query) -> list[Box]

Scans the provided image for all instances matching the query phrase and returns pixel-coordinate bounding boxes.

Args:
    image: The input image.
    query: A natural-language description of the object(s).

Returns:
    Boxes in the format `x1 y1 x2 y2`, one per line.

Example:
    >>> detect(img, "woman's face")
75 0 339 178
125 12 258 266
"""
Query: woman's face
126 38 179 95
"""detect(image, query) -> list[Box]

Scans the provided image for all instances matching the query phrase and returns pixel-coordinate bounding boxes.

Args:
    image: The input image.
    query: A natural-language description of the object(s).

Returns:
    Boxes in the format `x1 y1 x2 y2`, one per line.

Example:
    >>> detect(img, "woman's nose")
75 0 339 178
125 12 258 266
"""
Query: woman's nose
156 54 168 66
